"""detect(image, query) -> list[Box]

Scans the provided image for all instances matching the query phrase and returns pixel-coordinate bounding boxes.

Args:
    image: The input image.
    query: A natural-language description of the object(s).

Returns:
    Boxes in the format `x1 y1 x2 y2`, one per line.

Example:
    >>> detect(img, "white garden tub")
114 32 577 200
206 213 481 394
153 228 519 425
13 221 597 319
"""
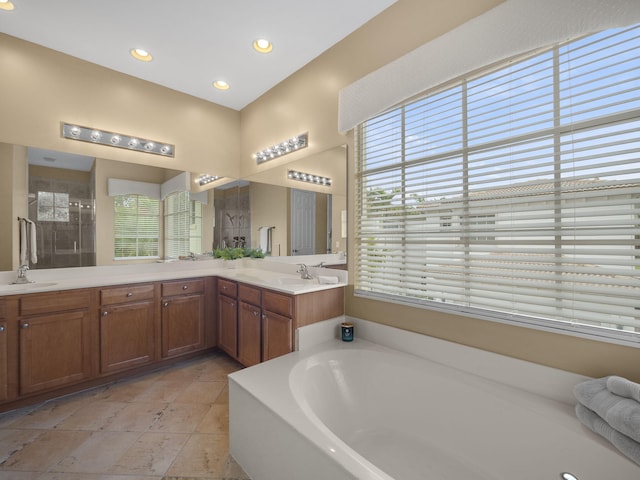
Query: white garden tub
229 321 639 480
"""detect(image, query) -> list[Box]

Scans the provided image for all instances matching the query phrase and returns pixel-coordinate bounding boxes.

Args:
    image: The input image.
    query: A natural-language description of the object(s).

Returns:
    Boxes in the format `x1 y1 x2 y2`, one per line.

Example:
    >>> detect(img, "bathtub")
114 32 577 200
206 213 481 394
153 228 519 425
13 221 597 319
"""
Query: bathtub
229 319 639 480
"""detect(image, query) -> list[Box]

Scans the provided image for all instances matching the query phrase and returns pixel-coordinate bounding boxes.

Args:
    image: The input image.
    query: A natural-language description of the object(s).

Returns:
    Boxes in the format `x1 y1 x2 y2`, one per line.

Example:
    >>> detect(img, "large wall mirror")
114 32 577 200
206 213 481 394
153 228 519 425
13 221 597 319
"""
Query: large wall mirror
1 143 346 270
214 145 347 257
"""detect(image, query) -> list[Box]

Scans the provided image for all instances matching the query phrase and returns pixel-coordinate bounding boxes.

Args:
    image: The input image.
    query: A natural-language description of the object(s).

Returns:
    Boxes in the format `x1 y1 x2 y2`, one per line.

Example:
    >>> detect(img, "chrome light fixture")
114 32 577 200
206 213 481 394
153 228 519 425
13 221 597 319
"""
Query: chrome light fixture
254 133 308 164
287 169 332 186
62 123 174 157
196 174 223 186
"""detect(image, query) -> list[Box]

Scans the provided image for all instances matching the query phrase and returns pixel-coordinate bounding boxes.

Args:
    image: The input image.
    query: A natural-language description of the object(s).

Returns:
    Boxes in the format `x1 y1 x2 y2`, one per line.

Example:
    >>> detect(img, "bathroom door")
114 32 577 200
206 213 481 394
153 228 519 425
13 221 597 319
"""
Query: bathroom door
290 189 315 255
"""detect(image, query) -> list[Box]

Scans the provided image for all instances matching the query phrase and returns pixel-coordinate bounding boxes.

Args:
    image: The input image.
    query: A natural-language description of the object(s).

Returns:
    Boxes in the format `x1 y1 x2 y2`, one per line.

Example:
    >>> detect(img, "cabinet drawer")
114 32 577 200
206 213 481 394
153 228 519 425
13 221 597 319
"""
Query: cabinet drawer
218 278 237 298
263 290 293 318
162 278 204 297
101 284 155 305
19 289 90 316
238 283 261 306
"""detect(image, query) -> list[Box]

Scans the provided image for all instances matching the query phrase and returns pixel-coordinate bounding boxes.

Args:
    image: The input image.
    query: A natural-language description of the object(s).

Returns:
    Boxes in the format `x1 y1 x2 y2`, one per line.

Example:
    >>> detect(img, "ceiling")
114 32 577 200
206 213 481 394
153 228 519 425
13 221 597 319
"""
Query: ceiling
0 0 396 111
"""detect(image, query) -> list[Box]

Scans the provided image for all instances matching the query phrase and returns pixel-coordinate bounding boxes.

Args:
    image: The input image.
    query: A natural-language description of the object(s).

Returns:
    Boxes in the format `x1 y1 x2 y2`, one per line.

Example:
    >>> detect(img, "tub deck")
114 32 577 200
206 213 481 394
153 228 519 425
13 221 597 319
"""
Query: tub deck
230 324 639 480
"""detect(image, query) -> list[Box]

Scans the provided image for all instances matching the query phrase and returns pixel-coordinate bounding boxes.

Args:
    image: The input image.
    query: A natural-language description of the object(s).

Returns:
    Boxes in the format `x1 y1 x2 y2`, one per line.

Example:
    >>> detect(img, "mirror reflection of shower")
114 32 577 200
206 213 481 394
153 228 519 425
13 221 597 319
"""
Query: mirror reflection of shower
27 148 96 269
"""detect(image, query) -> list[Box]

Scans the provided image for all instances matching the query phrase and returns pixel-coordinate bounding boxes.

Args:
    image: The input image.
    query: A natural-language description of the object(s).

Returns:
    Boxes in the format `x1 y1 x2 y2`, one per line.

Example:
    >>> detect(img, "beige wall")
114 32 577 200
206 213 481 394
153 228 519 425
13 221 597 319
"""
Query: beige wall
239 0 640 381
94 158 170 265
1 0 638 379
250 183 289 256
0 33 240 177
0 144 28 271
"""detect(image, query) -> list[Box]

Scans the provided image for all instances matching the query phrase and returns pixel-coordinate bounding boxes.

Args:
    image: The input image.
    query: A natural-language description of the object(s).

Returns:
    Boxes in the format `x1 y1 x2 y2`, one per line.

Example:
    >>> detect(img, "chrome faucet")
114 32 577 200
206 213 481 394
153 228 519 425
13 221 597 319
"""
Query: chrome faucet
296 264 313 280
12 265 33 285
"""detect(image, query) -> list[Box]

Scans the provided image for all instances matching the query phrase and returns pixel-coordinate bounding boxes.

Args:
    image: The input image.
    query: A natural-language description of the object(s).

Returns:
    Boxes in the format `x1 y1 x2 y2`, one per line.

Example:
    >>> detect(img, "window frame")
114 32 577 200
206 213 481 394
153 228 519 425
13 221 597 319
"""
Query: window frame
354 25 640 347
113 194 160 260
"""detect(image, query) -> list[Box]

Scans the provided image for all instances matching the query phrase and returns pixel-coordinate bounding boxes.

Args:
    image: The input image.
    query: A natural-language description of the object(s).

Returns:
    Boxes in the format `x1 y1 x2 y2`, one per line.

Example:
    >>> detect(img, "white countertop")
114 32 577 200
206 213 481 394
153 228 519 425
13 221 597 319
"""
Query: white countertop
0 258 348 297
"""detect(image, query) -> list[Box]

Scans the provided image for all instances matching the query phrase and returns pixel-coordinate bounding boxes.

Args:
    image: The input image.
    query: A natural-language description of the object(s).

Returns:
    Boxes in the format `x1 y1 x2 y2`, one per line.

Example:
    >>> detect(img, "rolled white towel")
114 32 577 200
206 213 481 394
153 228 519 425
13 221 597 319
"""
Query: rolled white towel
19 219 27 265
28 219 37 264
318 275 339 285
607 376 640 403
574 377 640 443
576 404 640 467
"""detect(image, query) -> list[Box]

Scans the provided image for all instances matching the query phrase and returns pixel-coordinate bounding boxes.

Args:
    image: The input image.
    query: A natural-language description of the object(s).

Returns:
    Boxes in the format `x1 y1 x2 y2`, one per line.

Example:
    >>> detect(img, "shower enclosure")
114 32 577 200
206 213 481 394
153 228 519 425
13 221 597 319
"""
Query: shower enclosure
28 167 96 269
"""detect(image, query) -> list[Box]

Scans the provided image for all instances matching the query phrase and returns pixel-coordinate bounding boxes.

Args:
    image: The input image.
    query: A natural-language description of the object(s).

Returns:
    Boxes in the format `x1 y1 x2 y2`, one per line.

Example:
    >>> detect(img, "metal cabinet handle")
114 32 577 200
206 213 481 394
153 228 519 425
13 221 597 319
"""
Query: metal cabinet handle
182 285 188 290
102 311 108 316
21 323 29 329
163 302 169 307
126 292 133 297
253 310 259 317
262 314 266 320
0 325 5 333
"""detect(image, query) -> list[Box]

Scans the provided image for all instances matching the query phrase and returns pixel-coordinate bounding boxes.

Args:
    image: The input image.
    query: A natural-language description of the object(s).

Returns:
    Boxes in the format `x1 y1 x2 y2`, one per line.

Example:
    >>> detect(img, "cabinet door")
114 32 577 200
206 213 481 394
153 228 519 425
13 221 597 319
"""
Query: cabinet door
262 310 293 362
218 294 238 358
162 294 205 358
0 321 7 402
19 310 92 395
100 301 155 374
238 301 261 367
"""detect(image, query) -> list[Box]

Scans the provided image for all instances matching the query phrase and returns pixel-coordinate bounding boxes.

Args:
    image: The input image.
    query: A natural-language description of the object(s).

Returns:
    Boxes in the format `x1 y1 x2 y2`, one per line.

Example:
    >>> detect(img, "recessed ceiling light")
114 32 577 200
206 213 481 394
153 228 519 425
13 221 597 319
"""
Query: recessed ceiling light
213 80 230 91
130 48 153 62
253 38 273 54
0 0 15 11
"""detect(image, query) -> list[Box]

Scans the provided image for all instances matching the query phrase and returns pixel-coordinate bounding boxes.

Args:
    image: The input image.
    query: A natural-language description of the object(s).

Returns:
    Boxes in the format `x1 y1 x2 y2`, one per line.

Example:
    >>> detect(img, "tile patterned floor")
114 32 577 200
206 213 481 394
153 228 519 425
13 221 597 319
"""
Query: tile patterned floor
0 351 250 480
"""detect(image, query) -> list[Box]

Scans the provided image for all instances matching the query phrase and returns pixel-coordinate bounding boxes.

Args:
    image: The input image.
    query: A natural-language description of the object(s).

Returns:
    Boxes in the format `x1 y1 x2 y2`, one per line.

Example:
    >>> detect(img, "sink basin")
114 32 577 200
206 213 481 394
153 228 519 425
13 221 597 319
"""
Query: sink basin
0 281 58 293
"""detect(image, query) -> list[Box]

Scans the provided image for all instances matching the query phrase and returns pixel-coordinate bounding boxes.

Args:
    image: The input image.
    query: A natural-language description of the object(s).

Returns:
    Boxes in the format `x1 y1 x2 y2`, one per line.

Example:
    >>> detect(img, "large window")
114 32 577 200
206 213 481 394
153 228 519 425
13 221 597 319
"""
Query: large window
164 191 204 258
114 194 160 259
355 25 640 344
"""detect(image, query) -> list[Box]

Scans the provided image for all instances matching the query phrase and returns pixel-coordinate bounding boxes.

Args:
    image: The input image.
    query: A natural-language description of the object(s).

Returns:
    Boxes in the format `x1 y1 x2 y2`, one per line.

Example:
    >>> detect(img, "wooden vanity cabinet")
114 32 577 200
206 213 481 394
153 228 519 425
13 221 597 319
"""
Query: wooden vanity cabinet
161 278 205 358
99 283 157 374
217 278 238 358
227 280 345 366
238 284 262 367
18 289 94 396
261 290 294 362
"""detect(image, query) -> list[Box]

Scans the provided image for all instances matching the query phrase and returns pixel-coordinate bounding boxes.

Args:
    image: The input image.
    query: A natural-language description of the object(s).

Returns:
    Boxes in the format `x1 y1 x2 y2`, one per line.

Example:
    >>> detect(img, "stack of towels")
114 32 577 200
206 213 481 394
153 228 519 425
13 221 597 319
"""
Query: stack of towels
574 376 640 466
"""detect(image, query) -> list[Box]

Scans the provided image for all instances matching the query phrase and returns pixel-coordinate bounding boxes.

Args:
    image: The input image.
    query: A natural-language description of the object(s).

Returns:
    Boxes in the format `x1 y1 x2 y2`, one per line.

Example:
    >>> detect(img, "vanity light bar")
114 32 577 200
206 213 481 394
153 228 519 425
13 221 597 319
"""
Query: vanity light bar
62 123 175 157
287 169 332 186
254 133 308 164
197 174 223 186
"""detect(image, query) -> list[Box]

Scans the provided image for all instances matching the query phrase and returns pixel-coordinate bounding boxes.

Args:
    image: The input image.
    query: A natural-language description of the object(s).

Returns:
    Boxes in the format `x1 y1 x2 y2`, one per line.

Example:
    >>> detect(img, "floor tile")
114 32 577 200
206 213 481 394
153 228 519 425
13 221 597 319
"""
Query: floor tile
148 402 211 434
106 432 189 476
100 402 168 432
131 380 190 403
0 472 41 479
164 434 248 479
0 353 248 479
174 381 227 404
195 404 229 434
53 401 127 431
0 429 91 471
39 474 162 480
52 431 140 474
0 429 42 464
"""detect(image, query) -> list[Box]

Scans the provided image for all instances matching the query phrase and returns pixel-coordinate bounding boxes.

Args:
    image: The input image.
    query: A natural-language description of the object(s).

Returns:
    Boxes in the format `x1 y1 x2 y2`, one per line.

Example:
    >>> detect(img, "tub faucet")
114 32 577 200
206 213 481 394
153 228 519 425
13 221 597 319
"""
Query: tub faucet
296 264 313 280
12 264 33 285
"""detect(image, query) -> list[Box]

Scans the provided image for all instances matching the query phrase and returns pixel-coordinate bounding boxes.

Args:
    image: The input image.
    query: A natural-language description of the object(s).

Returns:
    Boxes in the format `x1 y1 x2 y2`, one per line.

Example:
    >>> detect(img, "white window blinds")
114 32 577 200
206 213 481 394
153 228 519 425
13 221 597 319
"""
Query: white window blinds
164 191 191 259
355 25 640 343
114 195 160 259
